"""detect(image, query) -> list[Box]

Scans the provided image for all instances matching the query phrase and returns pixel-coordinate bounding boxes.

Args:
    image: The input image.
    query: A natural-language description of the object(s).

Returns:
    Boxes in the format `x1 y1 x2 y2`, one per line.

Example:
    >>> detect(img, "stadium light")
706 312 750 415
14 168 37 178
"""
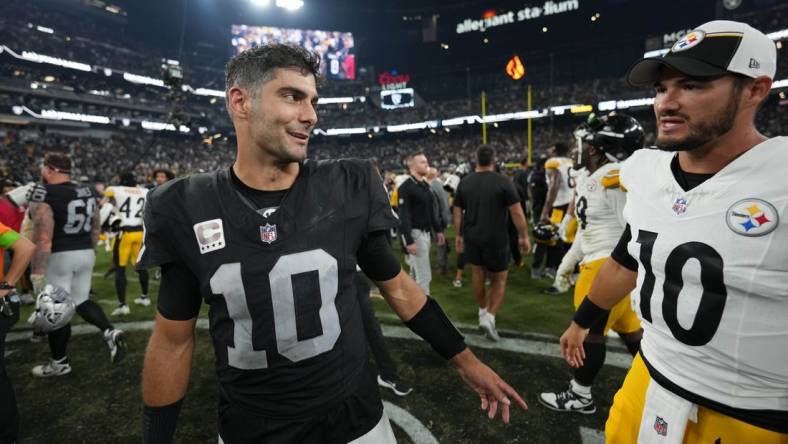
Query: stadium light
275 0 303 10
250 0 271 7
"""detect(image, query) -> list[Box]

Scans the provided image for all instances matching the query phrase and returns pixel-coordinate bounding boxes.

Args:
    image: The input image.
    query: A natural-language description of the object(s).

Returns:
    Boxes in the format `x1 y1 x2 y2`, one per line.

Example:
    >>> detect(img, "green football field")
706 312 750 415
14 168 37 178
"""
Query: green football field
5 234 632 443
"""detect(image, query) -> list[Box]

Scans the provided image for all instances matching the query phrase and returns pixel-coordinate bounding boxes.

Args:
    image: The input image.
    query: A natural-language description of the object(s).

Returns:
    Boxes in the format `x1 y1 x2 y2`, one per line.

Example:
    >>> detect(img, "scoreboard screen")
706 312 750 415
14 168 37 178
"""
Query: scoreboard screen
231 24 356 80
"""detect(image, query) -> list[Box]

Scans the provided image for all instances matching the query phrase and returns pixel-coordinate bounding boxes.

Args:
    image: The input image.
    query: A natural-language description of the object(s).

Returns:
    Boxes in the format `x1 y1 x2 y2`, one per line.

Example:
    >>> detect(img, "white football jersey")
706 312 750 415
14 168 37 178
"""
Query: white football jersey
574 162 626 263
545 156 574 207
105 186 148 228
620 138 788 411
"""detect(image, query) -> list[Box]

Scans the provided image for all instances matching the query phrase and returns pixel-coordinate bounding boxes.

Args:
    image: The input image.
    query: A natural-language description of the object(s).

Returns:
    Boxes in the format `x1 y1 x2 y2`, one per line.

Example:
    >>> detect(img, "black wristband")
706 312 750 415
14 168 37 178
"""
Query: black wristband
572 296 609 329
143 398 183 444
404 297 467 360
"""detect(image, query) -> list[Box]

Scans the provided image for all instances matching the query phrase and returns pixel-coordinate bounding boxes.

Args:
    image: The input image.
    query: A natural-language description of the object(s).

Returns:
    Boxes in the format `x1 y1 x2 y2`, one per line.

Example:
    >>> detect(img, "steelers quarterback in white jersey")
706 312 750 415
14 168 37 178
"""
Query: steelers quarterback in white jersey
539 112 645 415
560 21 787 443
103 172 150 315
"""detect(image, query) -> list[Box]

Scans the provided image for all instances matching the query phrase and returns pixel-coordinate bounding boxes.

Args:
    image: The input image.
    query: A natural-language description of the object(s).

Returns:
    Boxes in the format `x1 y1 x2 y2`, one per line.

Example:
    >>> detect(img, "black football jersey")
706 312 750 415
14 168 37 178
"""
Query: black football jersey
28 182 98 253
137 159 399 417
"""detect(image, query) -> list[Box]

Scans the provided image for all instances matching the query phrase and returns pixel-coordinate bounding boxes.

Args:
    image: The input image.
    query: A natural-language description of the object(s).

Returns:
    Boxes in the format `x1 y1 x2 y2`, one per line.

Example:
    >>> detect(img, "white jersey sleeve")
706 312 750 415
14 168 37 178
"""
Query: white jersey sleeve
545 157 574 207
620 139 788 412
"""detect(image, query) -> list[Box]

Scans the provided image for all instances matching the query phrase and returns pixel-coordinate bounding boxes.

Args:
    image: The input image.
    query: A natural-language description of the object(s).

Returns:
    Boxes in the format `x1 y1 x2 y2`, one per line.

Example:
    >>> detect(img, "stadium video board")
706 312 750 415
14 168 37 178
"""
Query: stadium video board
231 25 356 80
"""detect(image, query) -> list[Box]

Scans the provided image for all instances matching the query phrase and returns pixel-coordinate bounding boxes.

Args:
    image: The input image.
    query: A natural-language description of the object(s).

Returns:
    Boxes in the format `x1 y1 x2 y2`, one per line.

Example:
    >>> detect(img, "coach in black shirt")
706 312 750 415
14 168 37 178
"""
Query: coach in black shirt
454 146 530 341
398 153 444 295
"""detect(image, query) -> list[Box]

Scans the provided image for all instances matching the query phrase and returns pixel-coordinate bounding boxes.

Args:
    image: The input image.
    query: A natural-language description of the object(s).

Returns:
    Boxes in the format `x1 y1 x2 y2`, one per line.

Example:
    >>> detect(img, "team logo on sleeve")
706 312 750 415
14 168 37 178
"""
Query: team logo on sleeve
193 219 226 254
260 223 278 244
672 197 689 215
726 198 778 237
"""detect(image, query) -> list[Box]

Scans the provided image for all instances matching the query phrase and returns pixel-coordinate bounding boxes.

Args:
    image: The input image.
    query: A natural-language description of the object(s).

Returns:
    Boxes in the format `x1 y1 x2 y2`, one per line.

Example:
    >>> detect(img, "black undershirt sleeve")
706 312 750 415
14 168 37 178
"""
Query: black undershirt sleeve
157 261 202 321
611 224 638 272
357 230 401 282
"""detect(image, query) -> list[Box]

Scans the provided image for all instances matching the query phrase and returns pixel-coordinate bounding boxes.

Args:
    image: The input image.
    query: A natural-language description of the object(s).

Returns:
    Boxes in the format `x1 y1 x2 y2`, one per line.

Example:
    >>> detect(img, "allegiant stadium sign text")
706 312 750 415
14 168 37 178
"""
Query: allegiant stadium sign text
456 0 580 34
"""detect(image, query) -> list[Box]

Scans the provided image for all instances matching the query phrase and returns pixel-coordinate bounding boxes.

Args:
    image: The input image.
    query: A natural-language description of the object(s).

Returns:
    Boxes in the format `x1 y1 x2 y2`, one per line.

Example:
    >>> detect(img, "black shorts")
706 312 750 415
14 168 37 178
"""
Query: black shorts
217 364 383 444
465 240 510 272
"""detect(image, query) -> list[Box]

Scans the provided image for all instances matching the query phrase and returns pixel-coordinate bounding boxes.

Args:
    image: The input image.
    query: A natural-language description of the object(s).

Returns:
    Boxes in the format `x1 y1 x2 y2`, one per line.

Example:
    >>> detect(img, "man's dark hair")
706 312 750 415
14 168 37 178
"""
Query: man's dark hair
152 168 175 181
225 44 321 110
520 156 529 166
44 152 71 174
119 172 136 187
476 145 495 167
553 142 570 156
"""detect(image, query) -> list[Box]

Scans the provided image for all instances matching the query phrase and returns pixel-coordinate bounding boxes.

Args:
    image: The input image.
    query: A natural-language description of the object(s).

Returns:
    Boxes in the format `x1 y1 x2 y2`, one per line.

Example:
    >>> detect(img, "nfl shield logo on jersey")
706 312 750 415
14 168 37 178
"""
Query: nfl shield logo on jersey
654 416 668 436
672 197 688 215
260 223 277 244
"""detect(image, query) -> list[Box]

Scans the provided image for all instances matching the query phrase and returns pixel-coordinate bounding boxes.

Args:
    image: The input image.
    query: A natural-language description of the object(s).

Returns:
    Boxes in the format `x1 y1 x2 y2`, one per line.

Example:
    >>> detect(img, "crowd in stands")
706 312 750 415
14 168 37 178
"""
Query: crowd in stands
1 86 785 185
0 0 785 186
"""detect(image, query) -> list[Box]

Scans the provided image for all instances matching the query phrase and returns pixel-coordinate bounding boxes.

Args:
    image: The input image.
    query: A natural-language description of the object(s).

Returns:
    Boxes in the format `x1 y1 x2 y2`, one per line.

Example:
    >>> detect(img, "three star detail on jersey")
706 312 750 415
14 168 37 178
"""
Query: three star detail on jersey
736 204 771 232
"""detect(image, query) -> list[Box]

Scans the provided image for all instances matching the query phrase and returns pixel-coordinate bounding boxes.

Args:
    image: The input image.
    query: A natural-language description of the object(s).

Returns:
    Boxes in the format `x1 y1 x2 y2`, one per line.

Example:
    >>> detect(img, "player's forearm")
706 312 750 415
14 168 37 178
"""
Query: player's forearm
586 257 637 309
509 205 529 238
6 237 35 285
376 270 428 321
541 185 559 219
90 212 101 246
143 317 196 406
30 202 53 274
452 206 462 236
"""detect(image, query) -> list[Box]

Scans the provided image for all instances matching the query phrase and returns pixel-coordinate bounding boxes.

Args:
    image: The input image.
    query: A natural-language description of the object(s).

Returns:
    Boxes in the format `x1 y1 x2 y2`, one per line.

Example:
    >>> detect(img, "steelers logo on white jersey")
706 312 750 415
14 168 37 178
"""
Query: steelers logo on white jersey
725 198 779 237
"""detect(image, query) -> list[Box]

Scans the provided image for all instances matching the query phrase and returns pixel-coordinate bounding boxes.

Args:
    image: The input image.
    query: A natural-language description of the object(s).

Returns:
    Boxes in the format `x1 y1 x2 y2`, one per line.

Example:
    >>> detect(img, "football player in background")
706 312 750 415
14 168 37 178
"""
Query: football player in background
138 44 527 444
561 21 787 443
539 112 645 414
538 142 574 278
104 172 150 315
28 153 127 377
0 222 35 444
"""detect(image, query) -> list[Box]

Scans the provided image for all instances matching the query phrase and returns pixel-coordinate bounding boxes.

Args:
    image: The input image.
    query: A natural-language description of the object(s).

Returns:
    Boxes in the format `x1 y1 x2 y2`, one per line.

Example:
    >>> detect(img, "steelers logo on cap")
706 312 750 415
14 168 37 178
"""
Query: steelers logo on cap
725 198 779 237
671 30 706 53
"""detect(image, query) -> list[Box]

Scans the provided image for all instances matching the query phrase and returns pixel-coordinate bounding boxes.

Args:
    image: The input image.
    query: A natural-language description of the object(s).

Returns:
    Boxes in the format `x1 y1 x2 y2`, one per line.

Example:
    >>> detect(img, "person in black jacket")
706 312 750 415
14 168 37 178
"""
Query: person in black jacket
397 153 445 295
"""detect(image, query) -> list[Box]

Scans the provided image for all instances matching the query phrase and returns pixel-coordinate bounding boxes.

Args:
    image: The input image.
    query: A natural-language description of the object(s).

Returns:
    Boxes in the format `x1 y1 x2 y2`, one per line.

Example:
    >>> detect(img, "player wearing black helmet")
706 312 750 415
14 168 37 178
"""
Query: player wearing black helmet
539 112 645 415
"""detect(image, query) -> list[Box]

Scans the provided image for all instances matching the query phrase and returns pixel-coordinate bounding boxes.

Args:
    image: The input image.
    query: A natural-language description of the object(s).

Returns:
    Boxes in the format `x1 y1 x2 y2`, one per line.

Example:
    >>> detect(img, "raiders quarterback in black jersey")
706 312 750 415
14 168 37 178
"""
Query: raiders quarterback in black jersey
138 44 528 444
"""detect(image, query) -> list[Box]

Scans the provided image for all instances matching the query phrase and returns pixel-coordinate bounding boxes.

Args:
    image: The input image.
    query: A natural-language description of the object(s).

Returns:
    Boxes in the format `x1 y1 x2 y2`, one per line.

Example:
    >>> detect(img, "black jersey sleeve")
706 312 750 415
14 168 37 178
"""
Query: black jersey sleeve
357 230 401 281
136 187 178 270
611 224 638 271
157 261 202 320
366 162 400 233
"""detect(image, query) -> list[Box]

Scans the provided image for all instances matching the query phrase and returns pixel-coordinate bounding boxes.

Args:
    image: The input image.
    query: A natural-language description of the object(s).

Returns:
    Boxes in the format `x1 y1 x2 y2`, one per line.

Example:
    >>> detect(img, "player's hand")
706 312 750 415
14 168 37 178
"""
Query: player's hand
518 235 531 255
436 232 446 246
560 321 590 368
452 348 528 424
405 243 418 255
31 274 46 295
455 235 464 254
539 216 550 225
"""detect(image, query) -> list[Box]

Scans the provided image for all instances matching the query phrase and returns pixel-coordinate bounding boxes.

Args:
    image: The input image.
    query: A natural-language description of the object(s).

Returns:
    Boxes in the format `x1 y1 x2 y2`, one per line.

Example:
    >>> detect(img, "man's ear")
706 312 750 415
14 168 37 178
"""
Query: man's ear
227 86 251 120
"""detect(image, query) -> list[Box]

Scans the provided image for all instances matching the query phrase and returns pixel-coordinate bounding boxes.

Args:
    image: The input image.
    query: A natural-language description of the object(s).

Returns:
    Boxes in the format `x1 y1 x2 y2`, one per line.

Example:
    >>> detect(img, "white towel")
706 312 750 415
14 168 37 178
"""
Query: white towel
637 378 698 444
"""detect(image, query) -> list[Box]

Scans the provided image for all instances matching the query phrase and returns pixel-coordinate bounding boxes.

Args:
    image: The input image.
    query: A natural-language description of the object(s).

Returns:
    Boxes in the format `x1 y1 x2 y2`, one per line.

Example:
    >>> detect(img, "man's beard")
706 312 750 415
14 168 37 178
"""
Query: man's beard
656 92 739 152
